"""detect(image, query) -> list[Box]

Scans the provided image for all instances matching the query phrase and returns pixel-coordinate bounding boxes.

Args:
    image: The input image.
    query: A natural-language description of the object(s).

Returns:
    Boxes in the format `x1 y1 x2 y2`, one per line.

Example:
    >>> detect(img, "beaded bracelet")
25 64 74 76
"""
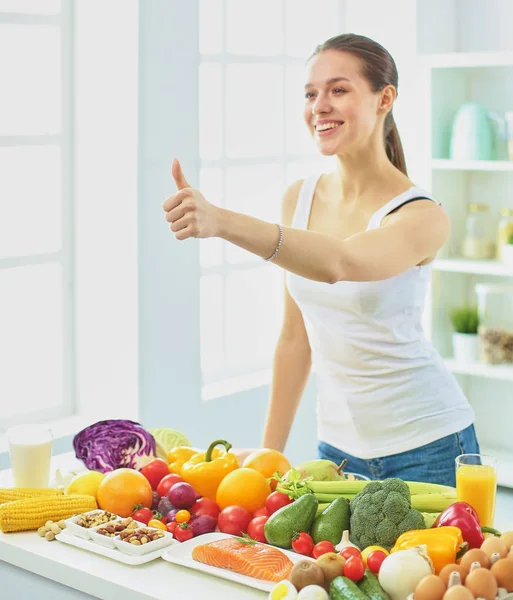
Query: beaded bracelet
264 224 284 262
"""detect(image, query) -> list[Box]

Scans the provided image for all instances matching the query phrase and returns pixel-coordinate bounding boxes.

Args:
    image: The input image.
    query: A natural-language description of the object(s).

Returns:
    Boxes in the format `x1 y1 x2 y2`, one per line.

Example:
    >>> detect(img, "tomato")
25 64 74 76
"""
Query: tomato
141 458 172 491
217 506 252 536
291 532 314 557
312 540 336 559
191 497 220 521
175 510 191 524
157 473 184 497
252 507 269 519
367 550 387 574
174 523 194 542
131 506 153 525
265 491 293 516
361 545 388 566
166 521 177 535
148 519 167 530
340 546 362 560
344 555 366 582
247 516 268 543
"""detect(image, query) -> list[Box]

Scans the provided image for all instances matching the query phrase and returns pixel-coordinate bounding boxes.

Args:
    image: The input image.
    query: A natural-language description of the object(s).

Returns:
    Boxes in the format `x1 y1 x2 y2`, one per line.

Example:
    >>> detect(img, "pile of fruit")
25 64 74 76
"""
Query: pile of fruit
1 419 512 600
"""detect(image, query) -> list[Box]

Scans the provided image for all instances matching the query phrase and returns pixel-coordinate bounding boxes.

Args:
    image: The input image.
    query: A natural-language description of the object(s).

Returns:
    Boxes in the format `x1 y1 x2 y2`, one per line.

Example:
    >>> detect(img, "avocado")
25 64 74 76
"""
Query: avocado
311 497 350 545
264 493 318 549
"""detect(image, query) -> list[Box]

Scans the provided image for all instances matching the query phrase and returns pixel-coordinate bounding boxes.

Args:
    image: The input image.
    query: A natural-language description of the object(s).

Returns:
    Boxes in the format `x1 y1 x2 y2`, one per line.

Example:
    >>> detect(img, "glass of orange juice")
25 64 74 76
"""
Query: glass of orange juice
455 453 497 527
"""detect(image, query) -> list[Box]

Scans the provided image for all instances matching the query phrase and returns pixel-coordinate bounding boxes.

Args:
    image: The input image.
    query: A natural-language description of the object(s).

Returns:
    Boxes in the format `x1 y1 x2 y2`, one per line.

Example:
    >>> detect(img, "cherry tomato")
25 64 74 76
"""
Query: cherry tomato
141 458 172 491
175 509 191 524
252 507 269 519
156 473 184 497
131 506 152 525
265 491 293 516
247 516 268 544
166 521 177 535
218 506 252 536
340 546 362 560
191 497 220 521
367 550 387 574
291 532 314 557
344 555 366 582
174 523 194 542
147 518 167 530
312 540 336 559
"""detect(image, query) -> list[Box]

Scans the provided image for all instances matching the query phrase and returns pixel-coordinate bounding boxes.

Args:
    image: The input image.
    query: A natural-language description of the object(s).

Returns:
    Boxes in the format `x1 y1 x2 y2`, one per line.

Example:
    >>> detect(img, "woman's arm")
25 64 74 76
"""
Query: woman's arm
163 159 450 283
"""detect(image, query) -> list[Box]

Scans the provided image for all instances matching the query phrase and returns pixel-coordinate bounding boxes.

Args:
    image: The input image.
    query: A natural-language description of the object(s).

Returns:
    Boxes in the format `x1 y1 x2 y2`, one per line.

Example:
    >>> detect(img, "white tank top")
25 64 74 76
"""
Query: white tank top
286 174 475 459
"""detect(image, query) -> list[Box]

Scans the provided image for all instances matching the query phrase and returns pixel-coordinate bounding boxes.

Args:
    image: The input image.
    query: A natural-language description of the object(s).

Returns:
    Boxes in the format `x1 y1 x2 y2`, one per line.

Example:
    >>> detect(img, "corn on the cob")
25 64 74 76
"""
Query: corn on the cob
0 494 97 533
0 487 64 505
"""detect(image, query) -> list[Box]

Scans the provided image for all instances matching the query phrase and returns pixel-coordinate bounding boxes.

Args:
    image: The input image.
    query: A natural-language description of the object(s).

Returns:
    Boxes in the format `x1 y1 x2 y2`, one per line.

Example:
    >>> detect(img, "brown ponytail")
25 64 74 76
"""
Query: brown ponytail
310 33 408 176
384 115 407 176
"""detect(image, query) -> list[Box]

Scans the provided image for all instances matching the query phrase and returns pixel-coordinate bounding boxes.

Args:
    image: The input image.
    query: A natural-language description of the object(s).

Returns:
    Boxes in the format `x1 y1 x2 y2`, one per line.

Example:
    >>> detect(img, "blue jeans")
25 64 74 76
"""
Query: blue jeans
318 424 480 487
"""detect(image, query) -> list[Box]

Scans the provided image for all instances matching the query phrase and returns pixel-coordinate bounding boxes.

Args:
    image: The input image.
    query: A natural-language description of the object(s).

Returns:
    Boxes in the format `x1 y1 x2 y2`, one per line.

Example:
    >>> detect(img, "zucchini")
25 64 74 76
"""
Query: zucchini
358 570 390 600
330 575 369 600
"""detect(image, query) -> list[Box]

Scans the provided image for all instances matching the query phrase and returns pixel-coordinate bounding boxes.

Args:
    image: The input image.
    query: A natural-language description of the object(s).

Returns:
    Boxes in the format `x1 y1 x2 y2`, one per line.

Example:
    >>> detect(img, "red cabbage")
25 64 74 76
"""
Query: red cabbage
73 419 157 472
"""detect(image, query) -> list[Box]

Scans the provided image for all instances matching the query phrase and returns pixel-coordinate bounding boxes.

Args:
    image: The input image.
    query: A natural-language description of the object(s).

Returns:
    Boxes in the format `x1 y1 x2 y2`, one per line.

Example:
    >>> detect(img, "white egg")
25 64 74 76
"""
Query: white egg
268 579 299 600
297 585 329 600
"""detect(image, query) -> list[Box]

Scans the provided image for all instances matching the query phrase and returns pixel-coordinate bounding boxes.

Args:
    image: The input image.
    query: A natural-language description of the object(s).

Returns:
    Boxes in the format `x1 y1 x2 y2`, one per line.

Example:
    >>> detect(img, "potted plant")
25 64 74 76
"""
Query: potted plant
450 305 479 363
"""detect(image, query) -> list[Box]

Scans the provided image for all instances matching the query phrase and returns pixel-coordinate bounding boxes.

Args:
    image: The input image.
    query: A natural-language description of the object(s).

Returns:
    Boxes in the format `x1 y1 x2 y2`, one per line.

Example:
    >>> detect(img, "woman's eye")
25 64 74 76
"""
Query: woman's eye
305 92 315 99
333 87 347 94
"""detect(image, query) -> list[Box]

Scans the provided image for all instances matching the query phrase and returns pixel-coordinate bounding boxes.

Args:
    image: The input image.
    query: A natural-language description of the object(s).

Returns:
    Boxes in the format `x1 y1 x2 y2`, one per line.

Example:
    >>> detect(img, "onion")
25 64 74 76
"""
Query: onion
378 545 434 600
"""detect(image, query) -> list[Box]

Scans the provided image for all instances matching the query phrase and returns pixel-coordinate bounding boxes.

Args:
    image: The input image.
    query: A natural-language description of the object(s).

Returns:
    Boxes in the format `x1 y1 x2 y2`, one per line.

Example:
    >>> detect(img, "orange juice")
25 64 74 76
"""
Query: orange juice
456 464 497 527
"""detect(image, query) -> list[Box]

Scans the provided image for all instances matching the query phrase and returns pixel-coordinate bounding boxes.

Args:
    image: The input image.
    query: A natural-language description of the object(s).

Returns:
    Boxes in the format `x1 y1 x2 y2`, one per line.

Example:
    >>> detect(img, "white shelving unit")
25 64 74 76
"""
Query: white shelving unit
420 23 513 488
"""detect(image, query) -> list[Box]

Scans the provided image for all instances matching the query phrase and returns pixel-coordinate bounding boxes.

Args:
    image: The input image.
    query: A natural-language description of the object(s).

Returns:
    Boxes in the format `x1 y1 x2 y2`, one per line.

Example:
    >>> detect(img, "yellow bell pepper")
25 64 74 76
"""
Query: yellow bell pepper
181 439 239 501
391 526 465 574
167 446 198 475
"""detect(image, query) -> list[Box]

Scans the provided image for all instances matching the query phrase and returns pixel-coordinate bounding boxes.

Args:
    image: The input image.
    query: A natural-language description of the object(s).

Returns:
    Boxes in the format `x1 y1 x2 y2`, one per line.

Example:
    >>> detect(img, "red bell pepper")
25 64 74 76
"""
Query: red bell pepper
432 502 501 549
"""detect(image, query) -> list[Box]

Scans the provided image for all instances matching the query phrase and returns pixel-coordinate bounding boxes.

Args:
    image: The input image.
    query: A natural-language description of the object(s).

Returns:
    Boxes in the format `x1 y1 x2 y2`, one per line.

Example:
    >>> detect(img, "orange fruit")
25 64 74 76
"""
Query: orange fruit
242 448 291 489
96 468 153 517
216 468 271 513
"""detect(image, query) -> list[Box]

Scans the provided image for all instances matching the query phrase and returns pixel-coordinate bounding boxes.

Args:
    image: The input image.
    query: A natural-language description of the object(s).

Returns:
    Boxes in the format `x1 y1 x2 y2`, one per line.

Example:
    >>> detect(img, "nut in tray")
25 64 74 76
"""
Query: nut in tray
65 509 119 540
88 517 141 549
113 526 173 556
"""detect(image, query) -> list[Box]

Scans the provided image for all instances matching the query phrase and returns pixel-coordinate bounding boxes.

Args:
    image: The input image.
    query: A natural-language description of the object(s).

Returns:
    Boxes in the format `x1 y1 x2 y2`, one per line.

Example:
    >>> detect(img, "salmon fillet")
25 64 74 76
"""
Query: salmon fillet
192 537 293 582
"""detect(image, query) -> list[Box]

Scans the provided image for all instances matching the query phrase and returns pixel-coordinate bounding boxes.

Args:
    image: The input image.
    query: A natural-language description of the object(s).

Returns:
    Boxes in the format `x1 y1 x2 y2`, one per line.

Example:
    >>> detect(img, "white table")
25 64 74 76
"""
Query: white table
0 454 266 600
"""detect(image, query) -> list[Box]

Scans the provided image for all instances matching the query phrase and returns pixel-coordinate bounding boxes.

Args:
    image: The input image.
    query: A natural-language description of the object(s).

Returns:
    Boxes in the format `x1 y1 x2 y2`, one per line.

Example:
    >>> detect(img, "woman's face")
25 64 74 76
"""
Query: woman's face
303 49 391 156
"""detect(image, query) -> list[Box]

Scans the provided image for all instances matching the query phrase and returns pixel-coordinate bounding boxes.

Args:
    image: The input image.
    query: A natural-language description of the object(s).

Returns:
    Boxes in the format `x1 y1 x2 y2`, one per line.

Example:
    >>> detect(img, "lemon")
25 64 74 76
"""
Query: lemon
66 470 105 499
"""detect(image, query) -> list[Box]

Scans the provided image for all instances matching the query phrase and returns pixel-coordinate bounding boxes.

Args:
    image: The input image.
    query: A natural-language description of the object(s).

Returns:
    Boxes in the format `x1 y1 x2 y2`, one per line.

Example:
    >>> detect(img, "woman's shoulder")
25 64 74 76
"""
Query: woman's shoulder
280 178 306 226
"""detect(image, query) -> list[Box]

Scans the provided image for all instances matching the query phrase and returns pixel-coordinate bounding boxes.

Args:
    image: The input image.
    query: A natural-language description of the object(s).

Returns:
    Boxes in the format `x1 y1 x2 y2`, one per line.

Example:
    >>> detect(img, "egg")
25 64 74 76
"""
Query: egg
297 585 329 600
459 548 490 572
501 530 513 551
269 580 298 600
465 567 498 600
414 574 446 600
491 557 513 592
439 563 466 586
481 536 509 560
443 585 475 600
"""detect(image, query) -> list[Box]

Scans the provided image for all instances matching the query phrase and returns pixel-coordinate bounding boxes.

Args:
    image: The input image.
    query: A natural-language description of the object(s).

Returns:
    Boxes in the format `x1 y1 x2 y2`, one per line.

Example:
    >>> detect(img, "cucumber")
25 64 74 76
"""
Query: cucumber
358 570 390 600
330 576 369 600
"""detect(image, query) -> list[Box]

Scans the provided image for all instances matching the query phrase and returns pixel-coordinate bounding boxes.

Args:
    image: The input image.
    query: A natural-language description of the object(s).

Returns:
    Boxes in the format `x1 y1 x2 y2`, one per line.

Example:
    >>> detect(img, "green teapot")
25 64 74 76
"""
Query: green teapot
449 102 502 161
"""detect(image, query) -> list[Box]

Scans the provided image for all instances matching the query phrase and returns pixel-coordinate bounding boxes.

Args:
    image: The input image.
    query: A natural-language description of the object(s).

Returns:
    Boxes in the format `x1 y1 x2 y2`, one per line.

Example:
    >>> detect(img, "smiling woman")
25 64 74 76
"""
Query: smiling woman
162 33 478 487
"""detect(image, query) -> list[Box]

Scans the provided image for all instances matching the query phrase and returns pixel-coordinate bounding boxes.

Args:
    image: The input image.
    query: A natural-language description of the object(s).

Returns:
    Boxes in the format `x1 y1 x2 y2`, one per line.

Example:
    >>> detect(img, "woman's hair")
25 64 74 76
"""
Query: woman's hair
310 33 407 176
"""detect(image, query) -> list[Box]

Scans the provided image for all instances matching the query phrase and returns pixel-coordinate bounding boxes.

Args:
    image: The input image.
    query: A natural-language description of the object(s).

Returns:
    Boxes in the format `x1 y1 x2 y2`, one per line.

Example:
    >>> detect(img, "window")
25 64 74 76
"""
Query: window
0 0 74 429
198 0 342 398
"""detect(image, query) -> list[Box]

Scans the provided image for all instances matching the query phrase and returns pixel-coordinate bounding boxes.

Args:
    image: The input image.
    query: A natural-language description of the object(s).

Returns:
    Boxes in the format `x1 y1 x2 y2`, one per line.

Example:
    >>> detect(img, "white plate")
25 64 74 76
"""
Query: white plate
161 532 313 593
55 529 174 565
88 519 146 549
113 528 174 556
64 510 119 540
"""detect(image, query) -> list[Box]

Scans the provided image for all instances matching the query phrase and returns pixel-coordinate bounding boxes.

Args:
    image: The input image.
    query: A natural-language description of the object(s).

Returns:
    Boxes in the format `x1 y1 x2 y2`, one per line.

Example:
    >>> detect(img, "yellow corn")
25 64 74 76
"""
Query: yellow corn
0 494 97 533
0 487 64 505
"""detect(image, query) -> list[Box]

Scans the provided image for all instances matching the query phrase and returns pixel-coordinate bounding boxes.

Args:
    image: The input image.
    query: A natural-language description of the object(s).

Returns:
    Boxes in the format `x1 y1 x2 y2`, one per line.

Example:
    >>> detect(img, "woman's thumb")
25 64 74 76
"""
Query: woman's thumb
172 158 191 190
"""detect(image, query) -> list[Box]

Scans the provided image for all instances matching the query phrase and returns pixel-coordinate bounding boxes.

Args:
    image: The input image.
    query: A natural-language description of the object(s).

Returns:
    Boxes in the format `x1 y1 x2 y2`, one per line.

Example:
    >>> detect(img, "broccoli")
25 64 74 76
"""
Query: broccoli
349 478 426 551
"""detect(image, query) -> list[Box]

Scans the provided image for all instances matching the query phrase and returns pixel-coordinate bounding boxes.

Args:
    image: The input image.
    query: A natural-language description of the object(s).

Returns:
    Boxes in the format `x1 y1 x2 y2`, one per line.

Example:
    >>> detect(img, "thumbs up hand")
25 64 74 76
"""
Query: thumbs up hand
162 158 222 240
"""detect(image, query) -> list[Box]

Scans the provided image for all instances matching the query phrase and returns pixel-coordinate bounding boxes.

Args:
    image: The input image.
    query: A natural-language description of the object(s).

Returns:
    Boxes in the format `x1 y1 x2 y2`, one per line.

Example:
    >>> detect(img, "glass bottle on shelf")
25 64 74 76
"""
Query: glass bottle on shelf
496 208 513 260
461 203 495 260
476 283 513 364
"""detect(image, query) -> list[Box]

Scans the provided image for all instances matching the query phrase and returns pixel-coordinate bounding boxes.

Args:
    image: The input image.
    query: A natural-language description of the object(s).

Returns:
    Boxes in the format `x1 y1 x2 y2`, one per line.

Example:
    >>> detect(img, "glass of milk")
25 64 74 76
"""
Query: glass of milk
7 424 53 488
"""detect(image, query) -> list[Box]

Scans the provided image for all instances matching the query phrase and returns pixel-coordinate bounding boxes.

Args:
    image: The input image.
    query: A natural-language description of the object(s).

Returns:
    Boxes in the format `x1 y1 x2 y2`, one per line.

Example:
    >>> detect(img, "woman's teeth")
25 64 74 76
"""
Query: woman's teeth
316 122 342 131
